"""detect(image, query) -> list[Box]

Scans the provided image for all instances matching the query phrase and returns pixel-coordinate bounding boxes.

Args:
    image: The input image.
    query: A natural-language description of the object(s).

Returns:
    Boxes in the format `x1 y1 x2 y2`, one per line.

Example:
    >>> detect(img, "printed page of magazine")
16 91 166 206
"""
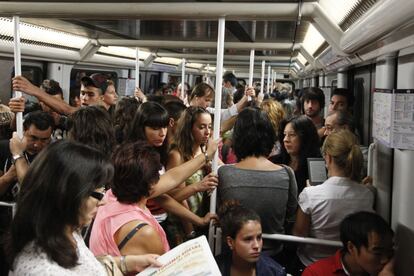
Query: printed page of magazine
137 235 221 276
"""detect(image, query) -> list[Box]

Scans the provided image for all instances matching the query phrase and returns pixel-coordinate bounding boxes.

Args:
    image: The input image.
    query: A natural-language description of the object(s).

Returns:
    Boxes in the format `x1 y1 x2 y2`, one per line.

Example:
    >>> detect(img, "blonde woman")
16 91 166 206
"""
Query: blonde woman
260 99 285 157
293 129 374 270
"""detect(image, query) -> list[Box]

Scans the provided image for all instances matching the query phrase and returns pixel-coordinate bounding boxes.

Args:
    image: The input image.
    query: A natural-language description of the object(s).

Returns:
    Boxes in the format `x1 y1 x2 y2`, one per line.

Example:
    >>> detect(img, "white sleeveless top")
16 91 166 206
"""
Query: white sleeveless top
10 232 105 276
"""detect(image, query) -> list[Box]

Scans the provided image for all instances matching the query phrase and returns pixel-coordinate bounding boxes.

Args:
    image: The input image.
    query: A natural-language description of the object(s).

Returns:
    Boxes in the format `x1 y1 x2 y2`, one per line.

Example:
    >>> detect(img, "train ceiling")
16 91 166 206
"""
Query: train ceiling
1 0 413 77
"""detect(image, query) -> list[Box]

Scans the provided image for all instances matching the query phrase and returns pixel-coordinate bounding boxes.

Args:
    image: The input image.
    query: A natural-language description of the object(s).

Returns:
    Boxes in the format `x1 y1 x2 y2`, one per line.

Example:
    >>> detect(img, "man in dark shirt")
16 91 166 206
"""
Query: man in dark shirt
0 110 53 201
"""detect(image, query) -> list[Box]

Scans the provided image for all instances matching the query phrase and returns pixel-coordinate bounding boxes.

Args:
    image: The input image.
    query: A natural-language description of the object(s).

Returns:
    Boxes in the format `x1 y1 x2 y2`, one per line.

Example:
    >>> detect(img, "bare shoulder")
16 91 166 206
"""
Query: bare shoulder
115 220 164 255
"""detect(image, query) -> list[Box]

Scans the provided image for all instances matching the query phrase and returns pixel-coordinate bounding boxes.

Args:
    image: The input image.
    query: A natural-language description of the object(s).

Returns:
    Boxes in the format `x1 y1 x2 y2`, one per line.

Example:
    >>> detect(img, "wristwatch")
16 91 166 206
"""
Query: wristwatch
11 153 24 164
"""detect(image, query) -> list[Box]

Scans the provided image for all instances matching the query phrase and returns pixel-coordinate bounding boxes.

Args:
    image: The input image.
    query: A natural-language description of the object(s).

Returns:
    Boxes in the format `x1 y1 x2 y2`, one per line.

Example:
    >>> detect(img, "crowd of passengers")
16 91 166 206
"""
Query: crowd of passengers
0 72 395 276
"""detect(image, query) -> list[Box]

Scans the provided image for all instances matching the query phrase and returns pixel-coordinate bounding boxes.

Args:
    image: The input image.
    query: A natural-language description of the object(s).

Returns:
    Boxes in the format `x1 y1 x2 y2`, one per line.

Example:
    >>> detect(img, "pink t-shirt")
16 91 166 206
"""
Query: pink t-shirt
90 189 170 256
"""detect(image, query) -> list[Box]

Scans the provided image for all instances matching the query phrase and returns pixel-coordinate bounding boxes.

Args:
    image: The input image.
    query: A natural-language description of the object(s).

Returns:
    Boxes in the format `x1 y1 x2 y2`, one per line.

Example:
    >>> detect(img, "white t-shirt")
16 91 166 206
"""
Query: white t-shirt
297 176 374 266
10 232 105 276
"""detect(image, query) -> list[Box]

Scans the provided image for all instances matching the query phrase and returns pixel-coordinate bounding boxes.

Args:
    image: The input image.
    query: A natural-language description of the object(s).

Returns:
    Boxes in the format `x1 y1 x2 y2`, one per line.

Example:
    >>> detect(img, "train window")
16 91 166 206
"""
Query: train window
148 74 159 94
10 66 43 98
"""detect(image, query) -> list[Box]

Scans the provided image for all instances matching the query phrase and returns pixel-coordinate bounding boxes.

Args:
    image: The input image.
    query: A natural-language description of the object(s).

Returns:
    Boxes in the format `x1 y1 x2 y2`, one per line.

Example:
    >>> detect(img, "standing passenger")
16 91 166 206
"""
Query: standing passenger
218 107 297 257
293 130 375 270
270 116 321 193
300 87 325 137
167 107 218 244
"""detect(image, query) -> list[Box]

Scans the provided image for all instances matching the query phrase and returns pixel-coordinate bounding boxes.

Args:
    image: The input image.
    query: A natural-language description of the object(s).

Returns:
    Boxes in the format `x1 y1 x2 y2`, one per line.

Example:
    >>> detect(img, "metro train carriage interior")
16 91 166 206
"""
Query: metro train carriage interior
0 0 413 275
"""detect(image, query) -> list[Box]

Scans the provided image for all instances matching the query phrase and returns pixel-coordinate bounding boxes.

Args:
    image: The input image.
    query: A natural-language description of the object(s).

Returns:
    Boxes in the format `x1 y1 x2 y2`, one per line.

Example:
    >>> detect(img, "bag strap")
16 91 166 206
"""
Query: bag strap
118 223 148 250
281 164 294 186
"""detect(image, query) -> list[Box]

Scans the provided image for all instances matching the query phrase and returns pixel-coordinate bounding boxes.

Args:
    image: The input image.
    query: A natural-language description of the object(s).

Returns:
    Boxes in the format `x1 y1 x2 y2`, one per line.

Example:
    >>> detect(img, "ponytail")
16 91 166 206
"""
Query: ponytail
346 144 363 182
322 129 362 182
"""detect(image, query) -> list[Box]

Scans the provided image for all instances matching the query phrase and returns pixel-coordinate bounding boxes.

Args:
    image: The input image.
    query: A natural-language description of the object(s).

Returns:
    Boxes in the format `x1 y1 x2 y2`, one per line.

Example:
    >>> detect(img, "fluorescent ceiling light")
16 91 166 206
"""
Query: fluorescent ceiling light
155 57 182 65
0 17 88 49
301 0 360 55
98 46 151 60
297 53 307 66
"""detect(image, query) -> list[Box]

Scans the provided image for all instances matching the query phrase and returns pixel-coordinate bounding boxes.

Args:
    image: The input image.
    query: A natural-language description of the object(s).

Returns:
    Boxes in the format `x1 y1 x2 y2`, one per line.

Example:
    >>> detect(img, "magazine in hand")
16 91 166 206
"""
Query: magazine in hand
137 235 221 276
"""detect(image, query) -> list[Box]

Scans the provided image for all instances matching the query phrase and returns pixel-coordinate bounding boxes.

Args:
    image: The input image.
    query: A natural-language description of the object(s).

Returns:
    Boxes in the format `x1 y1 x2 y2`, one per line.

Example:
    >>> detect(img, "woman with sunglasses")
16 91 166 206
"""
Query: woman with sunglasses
5 140 161 275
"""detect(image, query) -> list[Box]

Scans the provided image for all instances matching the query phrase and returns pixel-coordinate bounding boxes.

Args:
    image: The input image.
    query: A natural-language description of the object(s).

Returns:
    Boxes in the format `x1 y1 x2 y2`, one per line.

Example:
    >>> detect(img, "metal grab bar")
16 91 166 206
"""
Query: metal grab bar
262 233 342 247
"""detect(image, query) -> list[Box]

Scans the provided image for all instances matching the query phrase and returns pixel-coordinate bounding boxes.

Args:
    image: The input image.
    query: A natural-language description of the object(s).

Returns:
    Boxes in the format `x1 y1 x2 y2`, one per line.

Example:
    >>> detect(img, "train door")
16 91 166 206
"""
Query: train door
352 65 375 146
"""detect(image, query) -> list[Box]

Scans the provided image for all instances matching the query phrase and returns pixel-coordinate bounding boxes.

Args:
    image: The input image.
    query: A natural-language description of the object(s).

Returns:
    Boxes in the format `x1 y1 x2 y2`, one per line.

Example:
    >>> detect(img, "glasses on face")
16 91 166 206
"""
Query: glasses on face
284 132 297 139
90 190 105 201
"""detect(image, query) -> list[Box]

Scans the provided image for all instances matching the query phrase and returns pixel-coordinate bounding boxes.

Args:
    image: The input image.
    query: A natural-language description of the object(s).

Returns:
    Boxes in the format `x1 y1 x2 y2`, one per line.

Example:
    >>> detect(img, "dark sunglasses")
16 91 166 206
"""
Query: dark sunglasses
90 191 105 201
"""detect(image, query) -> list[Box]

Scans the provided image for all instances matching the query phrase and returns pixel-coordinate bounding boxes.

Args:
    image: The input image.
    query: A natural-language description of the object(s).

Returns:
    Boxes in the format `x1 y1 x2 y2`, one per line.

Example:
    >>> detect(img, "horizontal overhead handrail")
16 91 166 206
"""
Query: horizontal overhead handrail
98 40 295 50
157 52 296 62
0 2 313 20
262 233 342 247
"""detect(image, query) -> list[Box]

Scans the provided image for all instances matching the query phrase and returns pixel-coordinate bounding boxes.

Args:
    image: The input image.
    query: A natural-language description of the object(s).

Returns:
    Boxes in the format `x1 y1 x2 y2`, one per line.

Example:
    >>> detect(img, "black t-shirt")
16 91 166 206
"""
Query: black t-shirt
0 140 37 202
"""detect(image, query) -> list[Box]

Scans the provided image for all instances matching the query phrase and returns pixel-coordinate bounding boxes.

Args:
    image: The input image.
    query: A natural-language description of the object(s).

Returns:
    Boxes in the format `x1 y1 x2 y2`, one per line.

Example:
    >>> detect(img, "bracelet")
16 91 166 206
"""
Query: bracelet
204 151 211 164
120 255 128 274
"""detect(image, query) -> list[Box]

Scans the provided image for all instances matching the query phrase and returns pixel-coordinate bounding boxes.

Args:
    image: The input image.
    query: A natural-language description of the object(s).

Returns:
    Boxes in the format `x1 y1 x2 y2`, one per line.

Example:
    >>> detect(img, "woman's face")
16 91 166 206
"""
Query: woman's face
283 122 301 157
192 113 212 146
192 92 213 109
145 126 168 147
102 84 118 107
227 220 262 263
79 187 106 227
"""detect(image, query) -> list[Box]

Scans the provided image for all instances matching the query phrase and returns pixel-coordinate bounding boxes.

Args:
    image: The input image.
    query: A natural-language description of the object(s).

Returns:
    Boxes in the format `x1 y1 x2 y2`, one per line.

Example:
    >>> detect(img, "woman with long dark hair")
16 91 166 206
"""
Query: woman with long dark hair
125 101 218 243
6 141 161 275
270 115 321 193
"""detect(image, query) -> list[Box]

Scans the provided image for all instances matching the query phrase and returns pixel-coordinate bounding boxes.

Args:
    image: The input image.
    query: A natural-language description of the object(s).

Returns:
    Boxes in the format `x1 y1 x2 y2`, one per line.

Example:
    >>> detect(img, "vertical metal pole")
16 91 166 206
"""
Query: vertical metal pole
209 17 225 250
248 49 255 87
267 66 271 94
271 69 274 93
248 49 255 101
206 64 210 84
181 58 186 100
135 48 140 88
260 60 265 96
13 16 23 138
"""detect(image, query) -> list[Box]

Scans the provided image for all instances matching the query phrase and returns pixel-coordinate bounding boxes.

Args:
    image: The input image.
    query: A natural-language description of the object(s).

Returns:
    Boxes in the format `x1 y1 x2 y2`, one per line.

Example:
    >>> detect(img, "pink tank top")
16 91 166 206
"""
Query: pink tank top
90 189 170 256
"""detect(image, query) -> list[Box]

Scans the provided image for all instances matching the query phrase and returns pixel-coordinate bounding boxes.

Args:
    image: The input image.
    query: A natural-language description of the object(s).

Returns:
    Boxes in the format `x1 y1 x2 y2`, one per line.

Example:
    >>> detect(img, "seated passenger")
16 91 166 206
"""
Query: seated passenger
216 200 286 276
218 107 297 256
303 211 394 276
5 140 160 275
270 115 321 193
293 129 375 269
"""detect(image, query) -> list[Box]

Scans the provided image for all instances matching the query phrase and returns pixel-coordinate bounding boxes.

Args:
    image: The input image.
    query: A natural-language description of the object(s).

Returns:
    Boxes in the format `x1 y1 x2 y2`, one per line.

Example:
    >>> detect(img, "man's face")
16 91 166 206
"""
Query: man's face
24 125 52 155
329 95 348 112
303 99 321 118
351 231 394 276
80 85 101 106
